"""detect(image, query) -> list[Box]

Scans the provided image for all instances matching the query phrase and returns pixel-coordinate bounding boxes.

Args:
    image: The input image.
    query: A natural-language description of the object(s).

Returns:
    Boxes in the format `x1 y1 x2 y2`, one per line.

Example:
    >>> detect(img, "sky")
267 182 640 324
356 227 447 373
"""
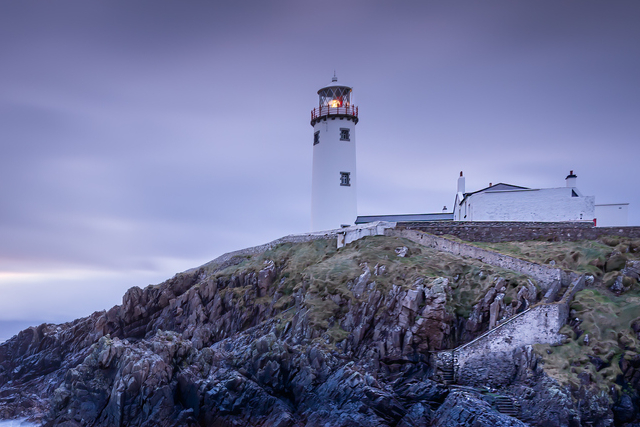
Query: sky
1 0 639 342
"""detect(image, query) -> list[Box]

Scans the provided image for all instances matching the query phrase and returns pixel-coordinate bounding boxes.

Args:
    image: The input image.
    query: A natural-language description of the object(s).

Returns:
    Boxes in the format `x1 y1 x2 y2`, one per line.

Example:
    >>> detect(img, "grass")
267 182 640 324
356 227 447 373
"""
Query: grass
471 237 640 278
534 287 640 394
192 233 640 397
202 235 534 345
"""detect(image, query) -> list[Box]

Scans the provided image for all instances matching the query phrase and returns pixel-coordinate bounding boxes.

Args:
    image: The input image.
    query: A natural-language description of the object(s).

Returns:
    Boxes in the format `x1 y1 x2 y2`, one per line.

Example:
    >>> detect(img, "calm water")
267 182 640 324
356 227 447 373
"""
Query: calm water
0 420 38 427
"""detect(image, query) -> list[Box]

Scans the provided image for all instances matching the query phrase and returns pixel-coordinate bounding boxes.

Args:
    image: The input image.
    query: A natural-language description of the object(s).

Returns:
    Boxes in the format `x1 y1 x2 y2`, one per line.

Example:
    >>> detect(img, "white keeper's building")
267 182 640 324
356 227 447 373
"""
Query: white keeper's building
453 171 628 226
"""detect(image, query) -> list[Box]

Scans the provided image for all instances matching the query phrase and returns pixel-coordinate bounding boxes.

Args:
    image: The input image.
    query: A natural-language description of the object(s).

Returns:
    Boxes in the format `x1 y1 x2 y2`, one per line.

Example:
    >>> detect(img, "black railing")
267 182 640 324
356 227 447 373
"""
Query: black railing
311 105 358 122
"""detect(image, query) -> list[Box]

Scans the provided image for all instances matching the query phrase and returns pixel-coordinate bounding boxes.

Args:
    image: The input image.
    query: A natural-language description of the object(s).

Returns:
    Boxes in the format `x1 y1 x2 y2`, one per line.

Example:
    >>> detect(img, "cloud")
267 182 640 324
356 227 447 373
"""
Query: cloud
0 0 639 342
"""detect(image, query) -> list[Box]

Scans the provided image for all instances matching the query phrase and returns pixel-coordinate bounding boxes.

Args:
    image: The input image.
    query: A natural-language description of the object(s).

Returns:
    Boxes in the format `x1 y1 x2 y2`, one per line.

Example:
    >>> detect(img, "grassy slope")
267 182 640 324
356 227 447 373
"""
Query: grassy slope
202 234 639 395
535 288 640 395
470 240 611 276
469 236 640 394
203 236 532 341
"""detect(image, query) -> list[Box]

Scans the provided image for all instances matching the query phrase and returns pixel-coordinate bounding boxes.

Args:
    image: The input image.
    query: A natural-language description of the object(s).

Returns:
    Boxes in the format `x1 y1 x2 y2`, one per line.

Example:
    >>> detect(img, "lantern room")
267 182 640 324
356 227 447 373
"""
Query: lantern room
319 83 351 108
311 75 358 126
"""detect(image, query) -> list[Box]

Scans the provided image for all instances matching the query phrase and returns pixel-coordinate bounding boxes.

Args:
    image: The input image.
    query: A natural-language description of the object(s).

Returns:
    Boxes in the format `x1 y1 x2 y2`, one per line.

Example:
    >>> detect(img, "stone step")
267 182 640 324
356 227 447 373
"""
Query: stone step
494 396 519 417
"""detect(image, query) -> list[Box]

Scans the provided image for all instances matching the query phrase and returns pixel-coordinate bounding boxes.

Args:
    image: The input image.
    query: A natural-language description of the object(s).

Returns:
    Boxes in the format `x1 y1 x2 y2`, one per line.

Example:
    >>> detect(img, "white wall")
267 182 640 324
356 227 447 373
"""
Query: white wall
311 117 357 231
595 204 629 227
458 187 595 222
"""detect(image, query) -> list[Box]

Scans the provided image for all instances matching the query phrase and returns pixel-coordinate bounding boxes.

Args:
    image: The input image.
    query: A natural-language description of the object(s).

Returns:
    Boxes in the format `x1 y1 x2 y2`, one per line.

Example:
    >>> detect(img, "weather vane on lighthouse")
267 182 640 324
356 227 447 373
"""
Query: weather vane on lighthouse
310 74 359 231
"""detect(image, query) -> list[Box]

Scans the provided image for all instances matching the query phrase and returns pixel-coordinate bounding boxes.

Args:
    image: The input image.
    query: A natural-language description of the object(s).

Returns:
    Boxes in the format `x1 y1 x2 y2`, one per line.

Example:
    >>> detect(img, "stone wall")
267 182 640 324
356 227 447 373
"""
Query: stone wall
387 228 567 290
338 221 396 248
398 221 640 243
433 275 585 386
455 303 568 385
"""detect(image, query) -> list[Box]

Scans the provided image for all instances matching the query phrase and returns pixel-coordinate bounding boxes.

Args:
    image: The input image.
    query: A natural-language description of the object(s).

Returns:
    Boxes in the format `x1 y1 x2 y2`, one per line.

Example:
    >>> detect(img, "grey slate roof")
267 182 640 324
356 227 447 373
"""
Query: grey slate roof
355 213 454 224
457 182 530 206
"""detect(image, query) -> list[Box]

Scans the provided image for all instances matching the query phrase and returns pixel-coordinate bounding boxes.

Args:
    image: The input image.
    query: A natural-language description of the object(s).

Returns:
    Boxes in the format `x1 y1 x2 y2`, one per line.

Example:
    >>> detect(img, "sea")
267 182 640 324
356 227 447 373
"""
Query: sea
0 420 38 427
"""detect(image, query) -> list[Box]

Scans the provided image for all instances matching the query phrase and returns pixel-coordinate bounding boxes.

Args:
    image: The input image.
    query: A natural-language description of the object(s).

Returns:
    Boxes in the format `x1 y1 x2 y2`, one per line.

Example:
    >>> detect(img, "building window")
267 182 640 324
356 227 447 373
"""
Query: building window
571 190 578 197
340 172 351 186
340 128 350 141
313 131 320 145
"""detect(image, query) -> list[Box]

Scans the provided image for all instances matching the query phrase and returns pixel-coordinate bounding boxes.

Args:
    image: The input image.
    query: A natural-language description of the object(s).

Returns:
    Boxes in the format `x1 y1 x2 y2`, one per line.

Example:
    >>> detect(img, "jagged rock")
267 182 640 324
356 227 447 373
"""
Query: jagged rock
431 390 527 427
352 263 371 298
373 263 386 276
613 393 637 424
0 237 635 427
411 278 453 351
395 246 410 257
396 402 431 427
257 260 277 297
489 293 505 329
609 275 625 294
623 260 640 280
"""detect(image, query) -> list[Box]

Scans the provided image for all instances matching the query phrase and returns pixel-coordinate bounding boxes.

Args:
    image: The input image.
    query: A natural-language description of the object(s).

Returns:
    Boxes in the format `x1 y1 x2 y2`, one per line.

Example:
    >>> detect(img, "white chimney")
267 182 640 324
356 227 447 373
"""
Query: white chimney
566 170 577 188
457 171 465 194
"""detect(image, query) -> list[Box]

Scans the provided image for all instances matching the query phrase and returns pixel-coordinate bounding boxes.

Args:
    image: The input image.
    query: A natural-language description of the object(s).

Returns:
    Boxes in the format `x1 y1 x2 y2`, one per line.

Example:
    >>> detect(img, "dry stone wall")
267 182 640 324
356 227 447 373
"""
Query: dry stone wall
387 228 567 291
399 221 640 242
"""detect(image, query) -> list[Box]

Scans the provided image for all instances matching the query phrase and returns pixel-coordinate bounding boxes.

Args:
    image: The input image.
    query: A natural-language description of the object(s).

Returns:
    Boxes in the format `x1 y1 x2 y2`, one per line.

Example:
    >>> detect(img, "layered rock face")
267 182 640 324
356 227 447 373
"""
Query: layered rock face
0 236 636 426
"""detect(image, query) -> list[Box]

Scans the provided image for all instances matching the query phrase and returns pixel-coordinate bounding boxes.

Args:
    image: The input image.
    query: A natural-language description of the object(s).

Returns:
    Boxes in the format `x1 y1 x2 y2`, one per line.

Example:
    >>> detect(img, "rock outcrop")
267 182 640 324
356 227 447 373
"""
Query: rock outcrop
0 235 638 426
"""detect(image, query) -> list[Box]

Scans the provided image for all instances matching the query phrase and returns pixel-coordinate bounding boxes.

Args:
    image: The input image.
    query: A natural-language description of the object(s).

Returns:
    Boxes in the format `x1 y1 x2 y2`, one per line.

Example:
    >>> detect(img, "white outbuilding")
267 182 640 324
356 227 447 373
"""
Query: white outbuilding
310 75 359 231
453 171 597 223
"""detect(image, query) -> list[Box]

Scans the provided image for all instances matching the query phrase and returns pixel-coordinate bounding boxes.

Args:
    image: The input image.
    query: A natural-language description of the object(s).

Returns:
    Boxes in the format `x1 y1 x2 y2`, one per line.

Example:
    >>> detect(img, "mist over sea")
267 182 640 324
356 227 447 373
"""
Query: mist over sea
0 420 37 427
0 320 43 345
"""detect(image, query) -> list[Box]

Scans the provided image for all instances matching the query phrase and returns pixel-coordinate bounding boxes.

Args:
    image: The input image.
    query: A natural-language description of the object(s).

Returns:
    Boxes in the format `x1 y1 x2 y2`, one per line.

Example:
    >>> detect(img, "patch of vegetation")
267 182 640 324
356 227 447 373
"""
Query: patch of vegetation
471 237 640 277
534 288 640 394
326 324 350 342
203 236 534 340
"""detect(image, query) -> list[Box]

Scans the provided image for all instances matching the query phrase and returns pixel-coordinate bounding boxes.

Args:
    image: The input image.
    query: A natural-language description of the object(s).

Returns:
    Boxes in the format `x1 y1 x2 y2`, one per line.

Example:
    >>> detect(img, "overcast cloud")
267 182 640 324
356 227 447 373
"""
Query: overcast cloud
1 0 639 342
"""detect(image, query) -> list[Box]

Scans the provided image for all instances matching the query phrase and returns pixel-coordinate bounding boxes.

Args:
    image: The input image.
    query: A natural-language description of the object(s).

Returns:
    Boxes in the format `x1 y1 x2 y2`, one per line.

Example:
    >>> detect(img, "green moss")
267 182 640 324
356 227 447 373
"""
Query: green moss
470 238 638 277
201 235 536 335
534 288 640 394
327 324 350 343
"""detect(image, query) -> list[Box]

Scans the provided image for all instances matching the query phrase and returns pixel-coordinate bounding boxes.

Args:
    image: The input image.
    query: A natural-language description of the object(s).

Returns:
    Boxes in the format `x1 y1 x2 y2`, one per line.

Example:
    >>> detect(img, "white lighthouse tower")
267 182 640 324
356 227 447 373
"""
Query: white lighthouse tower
310 75 359 231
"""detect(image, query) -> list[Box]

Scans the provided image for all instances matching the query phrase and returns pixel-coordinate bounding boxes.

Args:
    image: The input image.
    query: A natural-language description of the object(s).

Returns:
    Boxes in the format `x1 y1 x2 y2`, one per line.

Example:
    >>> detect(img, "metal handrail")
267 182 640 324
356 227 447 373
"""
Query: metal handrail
311 105 358 121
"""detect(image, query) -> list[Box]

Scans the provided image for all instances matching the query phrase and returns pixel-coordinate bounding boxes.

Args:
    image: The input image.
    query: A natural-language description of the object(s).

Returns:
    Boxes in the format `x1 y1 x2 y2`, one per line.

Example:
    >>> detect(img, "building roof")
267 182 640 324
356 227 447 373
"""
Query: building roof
355 213 454 224
468 182 529 195
457 182 530 206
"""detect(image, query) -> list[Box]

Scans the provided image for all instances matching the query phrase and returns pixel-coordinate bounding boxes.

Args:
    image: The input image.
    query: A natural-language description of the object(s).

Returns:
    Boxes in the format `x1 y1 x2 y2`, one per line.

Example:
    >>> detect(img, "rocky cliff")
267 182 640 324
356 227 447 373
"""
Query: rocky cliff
0 235 638 426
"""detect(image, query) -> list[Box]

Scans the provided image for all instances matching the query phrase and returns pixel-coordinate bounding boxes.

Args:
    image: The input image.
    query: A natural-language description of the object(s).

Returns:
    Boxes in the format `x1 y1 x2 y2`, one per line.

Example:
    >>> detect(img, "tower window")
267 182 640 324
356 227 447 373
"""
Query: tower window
340 172 351 186
340 128 350 141
314 131 320 146
571 190 578 197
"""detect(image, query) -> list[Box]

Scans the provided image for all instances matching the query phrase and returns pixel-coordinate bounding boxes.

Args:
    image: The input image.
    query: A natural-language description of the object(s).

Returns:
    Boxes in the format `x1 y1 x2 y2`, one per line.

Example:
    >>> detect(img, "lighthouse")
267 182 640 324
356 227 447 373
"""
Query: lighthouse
310 75 359 231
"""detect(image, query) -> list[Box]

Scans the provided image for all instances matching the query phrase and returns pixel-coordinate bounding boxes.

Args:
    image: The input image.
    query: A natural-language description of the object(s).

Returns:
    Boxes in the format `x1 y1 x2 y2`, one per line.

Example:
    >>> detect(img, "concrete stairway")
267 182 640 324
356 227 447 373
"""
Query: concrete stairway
494 395 519 417
440 351 457 384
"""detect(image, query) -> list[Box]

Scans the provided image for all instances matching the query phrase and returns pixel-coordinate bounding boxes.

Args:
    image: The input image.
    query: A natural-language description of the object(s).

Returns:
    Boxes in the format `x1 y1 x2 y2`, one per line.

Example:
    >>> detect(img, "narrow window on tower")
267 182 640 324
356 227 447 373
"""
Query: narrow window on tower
314 131 320 145
340 128 350 141
340 172 351 186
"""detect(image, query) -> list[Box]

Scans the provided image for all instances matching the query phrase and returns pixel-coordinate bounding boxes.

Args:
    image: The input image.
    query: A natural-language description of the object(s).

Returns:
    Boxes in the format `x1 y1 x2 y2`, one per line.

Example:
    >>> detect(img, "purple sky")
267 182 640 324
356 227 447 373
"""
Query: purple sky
1 0 639 342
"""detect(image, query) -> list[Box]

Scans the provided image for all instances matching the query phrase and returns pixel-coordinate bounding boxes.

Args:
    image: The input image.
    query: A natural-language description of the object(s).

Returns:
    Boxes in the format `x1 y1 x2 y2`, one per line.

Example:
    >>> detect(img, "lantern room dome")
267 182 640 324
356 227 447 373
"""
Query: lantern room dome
317 81 353 93
317 73 352 92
